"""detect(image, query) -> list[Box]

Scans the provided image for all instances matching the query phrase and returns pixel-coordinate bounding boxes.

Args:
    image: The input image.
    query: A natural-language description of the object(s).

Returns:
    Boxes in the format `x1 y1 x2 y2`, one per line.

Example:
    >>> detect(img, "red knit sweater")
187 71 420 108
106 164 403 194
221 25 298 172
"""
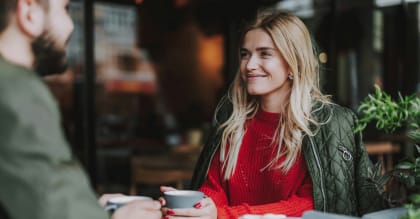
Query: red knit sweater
199 110 314 219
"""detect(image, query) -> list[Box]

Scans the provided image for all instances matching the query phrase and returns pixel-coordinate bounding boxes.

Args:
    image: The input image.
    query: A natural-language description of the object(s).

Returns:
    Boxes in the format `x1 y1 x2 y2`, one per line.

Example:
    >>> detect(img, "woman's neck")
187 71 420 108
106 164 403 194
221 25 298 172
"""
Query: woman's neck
260 89 290 113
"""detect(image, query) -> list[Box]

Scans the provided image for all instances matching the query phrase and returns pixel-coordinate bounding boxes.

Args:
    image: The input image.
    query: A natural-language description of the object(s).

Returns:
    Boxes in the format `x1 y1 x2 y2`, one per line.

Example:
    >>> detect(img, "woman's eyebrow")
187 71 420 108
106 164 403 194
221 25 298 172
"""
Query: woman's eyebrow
240 47 276 52
255 47 276 51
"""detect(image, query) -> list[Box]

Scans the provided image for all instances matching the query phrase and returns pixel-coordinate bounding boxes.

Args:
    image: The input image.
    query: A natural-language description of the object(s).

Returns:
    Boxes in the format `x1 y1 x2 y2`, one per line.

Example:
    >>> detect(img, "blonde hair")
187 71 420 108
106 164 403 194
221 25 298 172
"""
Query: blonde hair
217 9 331 180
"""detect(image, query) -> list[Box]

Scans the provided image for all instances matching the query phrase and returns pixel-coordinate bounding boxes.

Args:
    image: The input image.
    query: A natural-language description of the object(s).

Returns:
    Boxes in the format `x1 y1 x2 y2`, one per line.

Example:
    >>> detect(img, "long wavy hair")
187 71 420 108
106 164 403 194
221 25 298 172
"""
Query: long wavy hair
217 9 332 180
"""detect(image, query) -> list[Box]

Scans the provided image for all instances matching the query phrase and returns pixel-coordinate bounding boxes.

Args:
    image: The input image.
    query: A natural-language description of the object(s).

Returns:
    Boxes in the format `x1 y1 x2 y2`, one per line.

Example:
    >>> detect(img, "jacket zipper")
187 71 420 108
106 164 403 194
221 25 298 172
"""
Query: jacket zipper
309 136 327 212
338 145 353 161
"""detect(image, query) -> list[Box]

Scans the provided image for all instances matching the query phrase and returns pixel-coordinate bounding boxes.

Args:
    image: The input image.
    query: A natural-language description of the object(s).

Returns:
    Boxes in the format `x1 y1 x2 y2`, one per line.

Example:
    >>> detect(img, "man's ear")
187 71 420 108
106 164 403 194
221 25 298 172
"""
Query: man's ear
16 0 45 38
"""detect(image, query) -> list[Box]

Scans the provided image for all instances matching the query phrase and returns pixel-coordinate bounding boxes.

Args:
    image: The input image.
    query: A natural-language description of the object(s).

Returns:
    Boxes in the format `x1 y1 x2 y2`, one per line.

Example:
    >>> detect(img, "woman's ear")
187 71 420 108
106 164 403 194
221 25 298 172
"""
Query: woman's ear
16 0 46 38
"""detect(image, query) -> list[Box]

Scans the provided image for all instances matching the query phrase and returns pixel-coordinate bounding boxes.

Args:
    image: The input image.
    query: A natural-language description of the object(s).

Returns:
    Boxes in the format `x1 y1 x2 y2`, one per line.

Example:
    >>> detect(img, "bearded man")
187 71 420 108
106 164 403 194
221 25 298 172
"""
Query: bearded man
0 1 161 219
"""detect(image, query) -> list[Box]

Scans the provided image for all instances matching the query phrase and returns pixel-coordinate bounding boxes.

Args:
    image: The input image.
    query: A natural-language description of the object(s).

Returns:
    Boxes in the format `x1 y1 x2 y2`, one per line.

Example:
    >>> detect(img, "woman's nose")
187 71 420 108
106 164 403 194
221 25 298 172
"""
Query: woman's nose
246 54 258 71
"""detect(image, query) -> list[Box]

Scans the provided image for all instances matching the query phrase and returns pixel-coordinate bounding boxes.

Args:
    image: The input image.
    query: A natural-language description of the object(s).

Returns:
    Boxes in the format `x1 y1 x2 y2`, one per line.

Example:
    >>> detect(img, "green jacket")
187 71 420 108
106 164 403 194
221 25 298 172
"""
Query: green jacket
190 97 385 216
0 58 108 219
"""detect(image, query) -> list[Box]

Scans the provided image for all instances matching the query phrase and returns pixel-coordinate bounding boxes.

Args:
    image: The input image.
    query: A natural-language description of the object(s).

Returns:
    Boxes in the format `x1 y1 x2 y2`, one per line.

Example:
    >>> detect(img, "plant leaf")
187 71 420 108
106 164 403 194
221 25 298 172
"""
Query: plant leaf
408 194 420 204
396 161 415 170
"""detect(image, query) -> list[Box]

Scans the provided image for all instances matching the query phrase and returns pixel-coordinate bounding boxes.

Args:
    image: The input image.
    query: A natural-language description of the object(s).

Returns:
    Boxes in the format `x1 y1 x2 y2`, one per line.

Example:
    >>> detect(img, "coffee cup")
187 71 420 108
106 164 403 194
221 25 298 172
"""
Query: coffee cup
104 195 152 212
163 190 205 209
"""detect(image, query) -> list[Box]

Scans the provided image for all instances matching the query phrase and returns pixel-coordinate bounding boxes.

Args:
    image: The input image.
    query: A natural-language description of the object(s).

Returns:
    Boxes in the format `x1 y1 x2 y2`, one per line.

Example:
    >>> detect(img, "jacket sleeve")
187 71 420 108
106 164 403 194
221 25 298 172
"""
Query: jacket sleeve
198 149 229 207
353 113 386 215
0 80 108 219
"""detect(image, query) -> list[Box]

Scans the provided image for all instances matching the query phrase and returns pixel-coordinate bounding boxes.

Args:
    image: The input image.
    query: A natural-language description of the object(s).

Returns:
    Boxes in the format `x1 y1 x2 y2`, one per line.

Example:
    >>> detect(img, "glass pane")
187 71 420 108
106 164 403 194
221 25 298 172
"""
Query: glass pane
45 1 84 155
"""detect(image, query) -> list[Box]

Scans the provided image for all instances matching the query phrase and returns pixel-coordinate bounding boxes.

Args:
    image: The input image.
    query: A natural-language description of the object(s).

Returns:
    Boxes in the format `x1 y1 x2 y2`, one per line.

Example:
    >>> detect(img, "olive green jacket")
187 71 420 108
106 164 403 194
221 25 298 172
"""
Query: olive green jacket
190 97 385 216
0 58 108 219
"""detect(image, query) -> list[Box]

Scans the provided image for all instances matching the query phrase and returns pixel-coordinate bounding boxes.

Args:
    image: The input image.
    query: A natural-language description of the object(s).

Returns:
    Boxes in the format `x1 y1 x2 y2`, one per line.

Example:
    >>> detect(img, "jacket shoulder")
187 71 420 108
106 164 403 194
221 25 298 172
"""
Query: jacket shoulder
312 103 358 152
314 103 356 128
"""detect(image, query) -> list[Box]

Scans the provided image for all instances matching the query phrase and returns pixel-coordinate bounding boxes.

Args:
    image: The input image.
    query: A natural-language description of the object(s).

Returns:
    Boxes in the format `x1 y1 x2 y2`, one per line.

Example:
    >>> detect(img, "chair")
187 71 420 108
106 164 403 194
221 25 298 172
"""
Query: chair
365 141 400 174
130 151 197 195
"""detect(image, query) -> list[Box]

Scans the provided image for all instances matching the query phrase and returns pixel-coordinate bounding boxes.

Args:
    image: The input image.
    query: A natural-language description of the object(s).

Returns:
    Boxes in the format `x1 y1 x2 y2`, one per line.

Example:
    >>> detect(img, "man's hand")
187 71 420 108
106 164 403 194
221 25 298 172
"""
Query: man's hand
112 200 162 219
98 193 125 207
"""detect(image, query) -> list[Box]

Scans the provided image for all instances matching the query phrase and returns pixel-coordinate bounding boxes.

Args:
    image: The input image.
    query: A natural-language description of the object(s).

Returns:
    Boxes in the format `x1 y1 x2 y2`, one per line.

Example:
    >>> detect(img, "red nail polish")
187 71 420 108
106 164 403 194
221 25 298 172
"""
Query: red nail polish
194 202 202 208
167 209 175 215
164 216 170 219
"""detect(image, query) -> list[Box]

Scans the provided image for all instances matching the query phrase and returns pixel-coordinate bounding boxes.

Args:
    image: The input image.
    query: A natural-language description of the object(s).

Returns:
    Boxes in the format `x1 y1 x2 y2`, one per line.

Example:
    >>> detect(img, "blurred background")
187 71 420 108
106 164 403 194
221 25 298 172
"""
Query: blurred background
44 0 420 198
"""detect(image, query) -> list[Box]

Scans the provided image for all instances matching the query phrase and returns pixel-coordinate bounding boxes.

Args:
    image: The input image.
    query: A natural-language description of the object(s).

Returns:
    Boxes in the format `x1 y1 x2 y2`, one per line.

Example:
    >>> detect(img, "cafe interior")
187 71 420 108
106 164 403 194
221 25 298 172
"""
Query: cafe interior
44 0 420 199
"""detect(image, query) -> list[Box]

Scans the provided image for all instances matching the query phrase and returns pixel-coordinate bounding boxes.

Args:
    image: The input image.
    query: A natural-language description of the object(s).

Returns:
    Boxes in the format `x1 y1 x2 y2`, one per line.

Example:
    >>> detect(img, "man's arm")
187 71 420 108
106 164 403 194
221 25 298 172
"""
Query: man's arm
0 78 108 219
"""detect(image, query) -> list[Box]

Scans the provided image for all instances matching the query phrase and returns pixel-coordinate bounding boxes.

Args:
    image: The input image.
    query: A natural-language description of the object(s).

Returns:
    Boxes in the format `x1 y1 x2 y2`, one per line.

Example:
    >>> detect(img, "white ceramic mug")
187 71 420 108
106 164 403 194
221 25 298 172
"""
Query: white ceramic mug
104 196 152 212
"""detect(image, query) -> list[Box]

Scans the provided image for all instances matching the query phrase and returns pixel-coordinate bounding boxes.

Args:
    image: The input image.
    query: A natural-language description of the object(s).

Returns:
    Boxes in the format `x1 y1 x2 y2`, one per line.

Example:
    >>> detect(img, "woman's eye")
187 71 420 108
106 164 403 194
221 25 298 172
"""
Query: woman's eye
261 51 272 57
240 52 250 59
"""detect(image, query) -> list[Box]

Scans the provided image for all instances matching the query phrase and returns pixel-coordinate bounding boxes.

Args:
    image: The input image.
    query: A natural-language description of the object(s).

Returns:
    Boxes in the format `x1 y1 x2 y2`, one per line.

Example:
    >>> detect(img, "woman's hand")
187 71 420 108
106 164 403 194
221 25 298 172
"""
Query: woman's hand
160 186 177 193
159 186 177 206
162 197 217 219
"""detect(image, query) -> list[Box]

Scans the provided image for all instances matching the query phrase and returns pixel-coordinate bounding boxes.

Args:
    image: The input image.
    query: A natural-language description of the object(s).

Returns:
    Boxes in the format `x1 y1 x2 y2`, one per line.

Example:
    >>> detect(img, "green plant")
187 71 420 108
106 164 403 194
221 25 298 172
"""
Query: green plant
355 85 420 219
355 85 420 136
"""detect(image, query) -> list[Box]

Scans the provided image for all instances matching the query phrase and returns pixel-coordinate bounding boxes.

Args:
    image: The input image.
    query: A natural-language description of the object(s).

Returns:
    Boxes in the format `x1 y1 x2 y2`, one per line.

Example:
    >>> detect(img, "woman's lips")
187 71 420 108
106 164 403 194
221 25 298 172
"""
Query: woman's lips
247 74 267 79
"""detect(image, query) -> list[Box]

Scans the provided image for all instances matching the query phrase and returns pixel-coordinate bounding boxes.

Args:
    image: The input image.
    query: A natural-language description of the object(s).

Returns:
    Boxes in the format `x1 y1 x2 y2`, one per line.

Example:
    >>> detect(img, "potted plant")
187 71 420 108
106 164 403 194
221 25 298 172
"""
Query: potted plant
354 85 420 219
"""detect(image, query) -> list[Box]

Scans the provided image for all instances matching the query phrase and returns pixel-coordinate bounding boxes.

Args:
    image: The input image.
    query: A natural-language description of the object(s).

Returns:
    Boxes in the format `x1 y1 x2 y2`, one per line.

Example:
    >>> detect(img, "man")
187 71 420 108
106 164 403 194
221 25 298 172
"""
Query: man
0 0 162 219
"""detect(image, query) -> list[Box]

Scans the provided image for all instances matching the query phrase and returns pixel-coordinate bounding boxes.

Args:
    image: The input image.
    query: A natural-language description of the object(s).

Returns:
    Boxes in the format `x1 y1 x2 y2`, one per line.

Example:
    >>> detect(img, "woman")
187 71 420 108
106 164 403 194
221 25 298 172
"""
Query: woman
162 9 384 219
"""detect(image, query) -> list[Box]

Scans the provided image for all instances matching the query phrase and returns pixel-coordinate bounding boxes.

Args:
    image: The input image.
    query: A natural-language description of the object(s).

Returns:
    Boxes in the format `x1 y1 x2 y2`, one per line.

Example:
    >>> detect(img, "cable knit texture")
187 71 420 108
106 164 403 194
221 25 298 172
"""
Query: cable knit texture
199 110 314 219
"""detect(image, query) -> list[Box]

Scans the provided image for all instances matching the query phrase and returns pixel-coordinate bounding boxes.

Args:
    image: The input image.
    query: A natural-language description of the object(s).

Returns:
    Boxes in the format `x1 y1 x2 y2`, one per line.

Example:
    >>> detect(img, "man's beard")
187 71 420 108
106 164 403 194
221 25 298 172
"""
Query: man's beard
31 33 69 76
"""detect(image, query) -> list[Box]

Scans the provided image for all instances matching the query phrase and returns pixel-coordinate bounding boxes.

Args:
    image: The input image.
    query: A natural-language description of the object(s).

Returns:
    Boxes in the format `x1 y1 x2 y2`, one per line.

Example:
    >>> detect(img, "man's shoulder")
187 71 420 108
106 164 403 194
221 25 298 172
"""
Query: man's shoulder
0 58 35 78
0 59 48 104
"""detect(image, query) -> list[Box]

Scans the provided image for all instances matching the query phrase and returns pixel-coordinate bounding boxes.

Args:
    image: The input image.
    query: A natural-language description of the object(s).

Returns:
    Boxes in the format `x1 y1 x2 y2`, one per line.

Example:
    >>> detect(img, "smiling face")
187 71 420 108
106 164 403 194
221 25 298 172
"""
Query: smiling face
240 28 291 106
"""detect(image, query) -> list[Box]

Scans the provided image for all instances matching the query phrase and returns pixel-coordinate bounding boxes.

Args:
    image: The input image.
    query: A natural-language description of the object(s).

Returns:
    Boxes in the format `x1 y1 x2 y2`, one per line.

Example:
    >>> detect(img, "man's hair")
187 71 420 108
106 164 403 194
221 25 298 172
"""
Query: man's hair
0 0 49 33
